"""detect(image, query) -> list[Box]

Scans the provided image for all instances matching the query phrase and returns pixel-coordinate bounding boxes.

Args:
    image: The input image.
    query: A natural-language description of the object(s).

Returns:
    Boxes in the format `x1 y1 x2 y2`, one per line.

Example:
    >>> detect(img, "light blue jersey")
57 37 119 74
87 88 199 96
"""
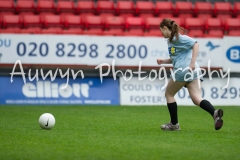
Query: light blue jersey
168 34 202 82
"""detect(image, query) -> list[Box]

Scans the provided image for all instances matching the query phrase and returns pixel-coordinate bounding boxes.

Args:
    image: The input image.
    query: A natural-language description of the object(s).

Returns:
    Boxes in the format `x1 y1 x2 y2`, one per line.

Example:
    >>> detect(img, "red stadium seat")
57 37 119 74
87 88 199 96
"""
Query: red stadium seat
41 28 62 34
155 2 174 17
0 12 14 16
175 2 193 16
84 16 104 29
118 13 134 20
82 28 103 36
225 18 240 31
214 2 233 16
43 15 64 29
204 30 224 38
63 15 84 29
116 1 134 15
124 29 144 36
135 1 155 16
23 15 42 28
16 0 35 13
20 28 41 34
228 30 240 36
178 14 193 20
143 29 162 37
139 13 154 22
99 13 115 21
205 18 223 31
105 16 125 30
59 12 74 20
185 18 204 30
125 17 145 30
233 2 240 16
61 28 83 35
145 17 162 30
158 13 174 19
36 1 55 13
0 28 21 33
59 12 75 17
0 0 15 13
217 14 232 23
39 12 55 18
197 14 212 21
0 13 10 28
18 0 34 1
19 12 35 17
102 29 124 36
56 1 75 14
76 1 95 14
178 13 193 22
2 15 22 28
188 30 204 38
194 2 213 16
80 13 94 22
96 1 115 15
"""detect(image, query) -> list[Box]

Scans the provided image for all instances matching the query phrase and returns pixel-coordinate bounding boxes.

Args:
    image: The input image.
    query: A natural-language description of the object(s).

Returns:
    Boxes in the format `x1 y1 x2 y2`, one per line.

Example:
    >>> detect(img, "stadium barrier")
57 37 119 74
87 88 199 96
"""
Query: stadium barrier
0 35 239 105
0 34 224 68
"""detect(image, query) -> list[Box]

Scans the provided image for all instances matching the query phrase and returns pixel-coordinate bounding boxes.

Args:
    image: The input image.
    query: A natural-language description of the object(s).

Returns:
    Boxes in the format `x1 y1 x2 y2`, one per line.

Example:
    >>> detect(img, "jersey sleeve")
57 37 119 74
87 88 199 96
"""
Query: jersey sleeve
182 35 197 49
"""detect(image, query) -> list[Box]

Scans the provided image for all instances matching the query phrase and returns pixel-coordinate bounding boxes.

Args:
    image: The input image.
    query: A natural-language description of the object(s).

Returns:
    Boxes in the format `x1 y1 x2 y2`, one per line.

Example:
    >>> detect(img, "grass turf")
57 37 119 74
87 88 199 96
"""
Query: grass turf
0 105 240 160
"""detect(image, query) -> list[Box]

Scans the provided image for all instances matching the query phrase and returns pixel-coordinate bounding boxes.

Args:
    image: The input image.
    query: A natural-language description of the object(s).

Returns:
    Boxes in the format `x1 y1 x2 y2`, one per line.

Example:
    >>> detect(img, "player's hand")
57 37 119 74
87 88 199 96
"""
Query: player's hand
189 62 195 71
157 59 164 65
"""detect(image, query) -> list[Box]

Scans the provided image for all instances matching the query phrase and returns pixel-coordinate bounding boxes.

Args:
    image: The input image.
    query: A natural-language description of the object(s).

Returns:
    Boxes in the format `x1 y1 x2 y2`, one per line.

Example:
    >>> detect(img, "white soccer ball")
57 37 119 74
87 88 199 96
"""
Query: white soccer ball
39 113 55 129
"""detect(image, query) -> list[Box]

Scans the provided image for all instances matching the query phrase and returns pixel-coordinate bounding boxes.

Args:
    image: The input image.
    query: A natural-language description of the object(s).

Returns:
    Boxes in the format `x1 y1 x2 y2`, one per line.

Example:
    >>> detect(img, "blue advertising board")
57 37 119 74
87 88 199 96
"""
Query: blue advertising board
0 76 119 105
223 36 240 72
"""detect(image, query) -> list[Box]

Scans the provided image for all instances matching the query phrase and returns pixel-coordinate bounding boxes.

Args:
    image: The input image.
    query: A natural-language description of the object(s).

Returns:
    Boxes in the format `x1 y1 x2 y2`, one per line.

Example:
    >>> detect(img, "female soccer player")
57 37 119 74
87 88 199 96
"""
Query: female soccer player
157 18 223 131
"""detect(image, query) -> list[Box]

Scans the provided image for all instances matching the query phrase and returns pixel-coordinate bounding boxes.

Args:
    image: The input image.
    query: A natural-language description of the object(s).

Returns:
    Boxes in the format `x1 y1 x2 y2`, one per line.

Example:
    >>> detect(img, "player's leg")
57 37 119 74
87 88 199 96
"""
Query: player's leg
185 79 203 106
161 79 187 131
186 79 223 130
165 79 187 103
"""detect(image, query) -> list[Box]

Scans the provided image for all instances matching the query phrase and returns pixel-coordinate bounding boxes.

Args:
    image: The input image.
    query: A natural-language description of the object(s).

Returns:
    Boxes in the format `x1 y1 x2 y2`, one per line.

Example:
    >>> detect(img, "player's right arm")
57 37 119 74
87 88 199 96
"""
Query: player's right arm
157 58 172 65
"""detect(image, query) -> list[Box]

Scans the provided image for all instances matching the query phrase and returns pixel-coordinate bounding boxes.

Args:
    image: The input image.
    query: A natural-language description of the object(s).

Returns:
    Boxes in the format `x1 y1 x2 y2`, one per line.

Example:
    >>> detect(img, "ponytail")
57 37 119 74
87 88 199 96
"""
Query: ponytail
169 21 178 43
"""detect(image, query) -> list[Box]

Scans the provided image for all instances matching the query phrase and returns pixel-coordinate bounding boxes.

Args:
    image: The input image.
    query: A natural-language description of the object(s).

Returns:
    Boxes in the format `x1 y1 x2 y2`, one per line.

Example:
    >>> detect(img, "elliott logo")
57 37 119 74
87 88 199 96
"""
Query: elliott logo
22 81 91 98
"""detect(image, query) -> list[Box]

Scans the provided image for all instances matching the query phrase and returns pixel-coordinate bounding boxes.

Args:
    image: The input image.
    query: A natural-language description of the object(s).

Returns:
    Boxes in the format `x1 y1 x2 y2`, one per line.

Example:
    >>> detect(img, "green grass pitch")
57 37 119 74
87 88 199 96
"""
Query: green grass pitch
0 105 240 160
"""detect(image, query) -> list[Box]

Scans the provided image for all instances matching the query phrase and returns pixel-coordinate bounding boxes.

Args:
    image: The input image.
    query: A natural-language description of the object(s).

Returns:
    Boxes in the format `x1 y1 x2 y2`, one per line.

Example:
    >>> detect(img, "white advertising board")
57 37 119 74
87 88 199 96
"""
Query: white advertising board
0 34 222 68
223 36 240 72
120 77 240 106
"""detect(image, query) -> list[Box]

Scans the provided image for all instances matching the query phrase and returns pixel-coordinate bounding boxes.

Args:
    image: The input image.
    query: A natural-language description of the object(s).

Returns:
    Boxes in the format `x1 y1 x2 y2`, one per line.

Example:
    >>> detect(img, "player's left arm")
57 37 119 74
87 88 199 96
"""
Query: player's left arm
190 42 199 70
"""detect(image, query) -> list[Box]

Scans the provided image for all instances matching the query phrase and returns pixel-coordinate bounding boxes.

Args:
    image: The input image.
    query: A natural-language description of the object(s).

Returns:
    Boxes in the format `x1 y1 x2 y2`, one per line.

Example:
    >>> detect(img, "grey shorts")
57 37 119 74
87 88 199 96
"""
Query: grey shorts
170 69 203 87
